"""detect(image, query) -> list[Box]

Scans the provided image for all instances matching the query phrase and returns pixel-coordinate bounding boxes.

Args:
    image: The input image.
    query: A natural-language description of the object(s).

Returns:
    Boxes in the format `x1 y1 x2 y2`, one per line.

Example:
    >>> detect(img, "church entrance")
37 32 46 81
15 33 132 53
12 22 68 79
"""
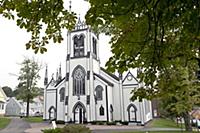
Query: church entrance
73 102 86 124
48 106 56 121
127 104 137 122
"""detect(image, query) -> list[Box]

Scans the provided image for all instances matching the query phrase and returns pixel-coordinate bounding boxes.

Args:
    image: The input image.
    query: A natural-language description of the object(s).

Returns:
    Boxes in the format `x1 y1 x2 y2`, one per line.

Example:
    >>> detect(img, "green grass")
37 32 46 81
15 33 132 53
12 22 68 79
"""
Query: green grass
117 131 198 133
23 116 43 123
147 118 182 128
0 117 11 129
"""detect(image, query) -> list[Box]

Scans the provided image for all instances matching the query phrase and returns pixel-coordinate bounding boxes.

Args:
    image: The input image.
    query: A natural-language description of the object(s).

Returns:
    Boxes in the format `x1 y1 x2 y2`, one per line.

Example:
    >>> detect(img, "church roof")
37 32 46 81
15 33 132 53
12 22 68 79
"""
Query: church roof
94 73 114 87
55 77 65 87
100 67 119 81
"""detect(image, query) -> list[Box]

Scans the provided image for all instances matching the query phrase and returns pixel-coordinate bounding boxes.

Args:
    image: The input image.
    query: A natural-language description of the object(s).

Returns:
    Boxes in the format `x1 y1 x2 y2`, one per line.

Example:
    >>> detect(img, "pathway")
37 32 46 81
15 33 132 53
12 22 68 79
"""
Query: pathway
0 117 30 133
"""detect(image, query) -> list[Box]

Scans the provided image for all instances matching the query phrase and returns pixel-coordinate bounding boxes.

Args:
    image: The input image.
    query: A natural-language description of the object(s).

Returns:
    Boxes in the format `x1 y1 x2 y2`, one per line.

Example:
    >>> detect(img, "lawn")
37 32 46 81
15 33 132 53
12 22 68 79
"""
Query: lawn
147 118 182 128
119 131 197 133
23 116 43 123
0 117 11 129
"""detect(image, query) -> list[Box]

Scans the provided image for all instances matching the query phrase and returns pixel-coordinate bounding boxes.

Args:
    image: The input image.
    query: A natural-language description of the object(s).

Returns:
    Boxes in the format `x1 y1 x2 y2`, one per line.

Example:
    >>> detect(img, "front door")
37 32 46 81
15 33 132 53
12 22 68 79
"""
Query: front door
127 104 137 122
73 103 86 124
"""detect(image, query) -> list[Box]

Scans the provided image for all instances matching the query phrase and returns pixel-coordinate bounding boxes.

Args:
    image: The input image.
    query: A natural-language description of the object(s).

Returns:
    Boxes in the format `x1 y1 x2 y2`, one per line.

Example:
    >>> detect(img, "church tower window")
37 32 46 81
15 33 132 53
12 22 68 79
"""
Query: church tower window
72 65 86 96
99 105 104 116
95 85 103 101
74 35 85 57
59 87 65 102
92 37 97 56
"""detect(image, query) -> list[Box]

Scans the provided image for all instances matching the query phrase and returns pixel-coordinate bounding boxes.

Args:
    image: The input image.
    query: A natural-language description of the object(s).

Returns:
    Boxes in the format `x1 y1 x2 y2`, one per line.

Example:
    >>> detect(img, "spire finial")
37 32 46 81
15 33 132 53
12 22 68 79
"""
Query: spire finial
44 65 48 86
69 0 72 12
59 63 62 80
78 14 81 24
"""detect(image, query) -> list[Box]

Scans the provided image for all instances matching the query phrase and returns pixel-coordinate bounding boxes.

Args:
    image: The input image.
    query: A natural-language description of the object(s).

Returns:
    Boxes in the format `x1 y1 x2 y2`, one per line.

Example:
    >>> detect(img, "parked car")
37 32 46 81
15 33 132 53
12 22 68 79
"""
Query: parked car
192 119 200 128
34 111 43 117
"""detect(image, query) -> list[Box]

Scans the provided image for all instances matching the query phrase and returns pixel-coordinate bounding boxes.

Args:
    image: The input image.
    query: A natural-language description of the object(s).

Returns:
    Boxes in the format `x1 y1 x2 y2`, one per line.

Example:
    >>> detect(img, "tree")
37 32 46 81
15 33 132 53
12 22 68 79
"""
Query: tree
0 0 76 54
2 86 13 97
16 57 41 117
85 0 200 131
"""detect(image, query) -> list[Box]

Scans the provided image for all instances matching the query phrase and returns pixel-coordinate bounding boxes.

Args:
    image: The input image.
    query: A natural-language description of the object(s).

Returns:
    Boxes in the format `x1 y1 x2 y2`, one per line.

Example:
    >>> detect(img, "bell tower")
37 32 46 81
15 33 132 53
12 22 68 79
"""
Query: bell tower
65 17 100 123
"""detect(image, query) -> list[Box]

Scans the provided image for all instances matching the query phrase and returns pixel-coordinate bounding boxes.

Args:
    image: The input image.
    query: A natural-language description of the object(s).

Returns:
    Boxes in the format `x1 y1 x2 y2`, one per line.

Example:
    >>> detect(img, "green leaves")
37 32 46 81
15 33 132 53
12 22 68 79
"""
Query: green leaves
16 57 41 102
1 0 77 54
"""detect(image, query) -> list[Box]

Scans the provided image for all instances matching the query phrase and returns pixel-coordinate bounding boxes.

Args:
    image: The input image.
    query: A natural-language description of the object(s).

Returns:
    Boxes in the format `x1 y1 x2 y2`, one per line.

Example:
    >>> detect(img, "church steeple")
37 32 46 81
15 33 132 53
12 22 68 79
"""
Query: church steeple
58 63 62 81
44 65 48 86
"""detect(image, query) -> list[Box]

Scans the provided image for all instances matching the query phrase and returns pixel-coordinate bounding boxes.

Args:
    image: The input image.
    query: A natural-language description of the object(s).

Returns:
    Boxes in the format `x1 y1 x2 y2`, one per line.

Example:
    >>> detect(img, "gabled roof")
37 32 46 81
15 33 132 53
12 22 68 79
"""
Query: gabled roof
94 73 114 87
8 97 23 109
0 86 7 102
55 77 65 87
45 77 55 89
100 67 119 81
122 71 138 84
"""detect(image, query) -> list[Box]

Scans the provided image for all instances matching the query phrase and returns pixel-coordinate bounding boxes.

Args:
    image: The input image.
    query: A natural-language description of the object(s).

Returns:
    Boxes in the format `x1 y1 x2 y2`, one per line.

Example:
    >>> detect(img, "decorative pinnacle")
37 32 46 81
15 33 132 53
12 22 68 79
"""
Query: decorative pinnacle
69 0 72 12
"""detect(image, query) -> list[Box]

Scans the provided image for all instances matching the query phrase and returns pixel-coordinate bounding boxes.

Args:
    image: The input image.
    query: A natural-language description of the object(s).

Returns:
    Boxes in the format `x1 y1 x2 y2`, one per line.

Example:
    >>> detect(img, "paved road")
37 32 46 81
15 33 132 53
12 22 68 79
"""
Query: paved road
0 117 30 133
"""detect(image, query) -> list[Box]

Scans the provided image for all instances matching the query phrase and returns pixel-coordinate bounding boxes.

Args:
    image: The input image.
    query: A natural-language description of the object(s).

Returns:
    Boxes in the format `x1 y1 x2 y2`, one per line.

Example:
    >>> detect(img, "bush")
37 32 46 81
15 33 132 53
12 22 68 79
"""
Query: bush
90 121 97 125
42 125 91 133
42 128 62 133
120 121 129 125
56 120 65 124
106 121 116 125
62 124 91 133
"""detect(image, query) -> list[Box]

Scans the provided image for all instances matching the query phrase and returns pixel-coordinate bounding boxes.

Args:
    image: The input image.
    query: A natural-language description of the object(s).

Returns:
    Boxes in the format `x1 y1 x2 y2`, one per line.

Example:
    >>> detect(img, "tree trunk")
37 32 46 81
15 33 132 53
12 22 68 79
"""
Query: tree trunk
26 94 30 117
183 112 192 131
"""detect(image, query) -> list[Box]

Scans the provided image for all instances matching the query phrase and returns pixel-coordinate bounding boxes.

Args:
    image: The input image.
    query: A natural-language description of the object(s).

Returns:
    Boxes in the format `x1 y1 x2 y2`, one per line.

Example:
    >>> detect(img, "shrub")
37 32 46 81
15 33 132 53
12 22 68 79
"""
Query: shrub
90 121 97 125
56 120 65 124
106 121 116 125
42 125 91 133
62 124 91 133
42 128 62 133
120 121 129 125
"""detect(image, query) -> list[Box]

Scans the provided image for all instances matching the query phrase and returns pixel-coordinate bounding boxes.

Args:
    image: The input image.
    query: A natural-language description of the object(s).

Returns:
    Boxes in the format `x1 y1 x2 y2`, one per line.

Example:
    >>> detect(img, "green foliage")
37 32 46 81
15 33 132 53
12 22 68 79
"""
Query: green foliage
2 86 13 97
42 128 62 133
86 0 200 131
42 125 91 133
62 124 91 133
148 118 180 128
0 117 11 129
106 121 116 125
16 57 41 102
0 0 76 54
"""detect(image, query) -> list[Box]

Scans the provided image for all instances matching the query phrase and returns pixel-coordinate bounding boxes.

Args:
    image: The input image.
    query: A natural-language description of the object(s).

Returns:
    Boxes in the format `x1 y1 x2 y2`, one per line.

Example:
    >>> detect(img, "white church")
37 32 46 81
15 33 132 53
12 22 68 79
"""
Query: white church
43 18 153 125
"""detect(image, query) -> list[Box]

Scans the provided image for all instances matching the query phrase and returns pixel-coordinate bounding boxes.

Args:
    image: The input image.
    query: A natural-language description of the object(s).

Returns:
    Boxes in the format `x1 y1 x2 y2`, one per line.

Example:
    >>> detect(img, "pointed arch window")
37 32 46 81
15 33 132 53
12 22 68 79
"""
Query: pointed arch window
72 65 86 96
99 105 104 116
59 87 65 102
92 37 97 56
74 35 85 57
95 85 103 101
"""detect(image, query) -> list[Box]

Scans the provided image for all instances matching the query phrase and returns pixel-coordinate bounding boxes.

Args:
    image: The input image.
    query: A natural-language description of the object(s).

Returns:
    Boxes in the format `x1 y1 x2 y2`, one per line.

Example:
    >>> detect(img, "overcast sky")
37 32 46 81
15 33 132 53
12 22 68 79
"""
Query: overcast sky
0 0 112 89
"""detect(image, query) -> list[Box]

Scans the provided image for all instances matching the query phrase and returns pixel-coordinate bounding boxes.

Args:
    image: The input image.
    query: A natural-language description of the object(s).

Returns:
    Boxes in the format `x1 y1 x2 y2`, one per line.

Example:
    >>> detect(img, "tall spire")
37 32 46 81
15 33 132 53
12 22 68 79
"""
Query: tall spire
56 69 59 82
58 63 62 81
44 65 48 86
69 0 72 12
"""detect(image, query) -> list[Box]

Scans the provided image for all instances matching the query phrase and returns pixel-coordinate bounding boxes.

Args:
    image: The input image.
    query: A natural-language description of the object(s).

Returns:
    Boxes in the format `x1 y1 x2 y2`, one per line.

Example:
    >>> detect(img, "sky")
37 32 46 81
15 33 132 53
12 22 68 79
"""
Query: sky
0 0 112 89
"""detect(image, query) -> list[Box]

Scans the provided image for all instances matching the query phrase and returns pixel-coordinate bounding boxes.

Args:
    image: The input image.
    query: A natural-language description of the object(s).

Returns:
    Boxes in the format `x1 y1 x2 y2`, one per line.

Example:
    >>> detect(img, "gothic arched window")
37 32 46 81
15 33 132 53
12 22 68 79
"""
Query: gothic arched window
99 105 104 116
59 87 65 102
92 37 97 56
72 65 86 96
95 85 103 101
74 34 85 57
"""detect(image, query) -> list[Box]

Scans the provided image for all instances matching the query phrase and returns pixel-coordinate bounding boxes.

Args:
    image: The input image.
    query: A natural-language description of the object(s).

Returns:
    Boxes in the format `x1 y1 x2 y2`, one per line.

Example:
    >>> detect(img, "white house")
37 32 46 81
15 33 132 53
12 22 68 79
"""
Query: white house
6 96 43 116
43 19 153 125
0 87 7 116
20 96 44 116
5 97 23 116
